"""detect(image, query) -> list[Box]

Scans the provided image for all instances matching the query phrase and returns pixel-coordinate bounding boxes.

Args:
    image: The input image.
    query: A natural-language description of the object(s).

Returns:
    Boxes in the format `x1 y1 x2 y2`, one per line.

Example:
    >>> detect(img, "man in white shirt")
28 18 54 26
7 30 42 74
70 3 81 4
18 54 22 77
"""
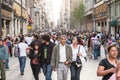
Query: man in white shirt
51 35 72 80
18 37 28 75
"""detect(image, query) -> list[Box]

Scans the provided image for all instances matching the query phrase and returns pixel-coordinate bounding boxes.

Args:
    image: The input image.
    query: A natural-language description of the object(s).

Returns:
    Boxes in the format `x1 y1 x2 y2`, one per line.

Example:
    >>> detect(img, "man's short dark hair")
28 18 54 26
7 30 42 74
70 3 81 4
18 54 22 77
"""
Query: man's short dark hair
34 35 39 39
41 34 50 42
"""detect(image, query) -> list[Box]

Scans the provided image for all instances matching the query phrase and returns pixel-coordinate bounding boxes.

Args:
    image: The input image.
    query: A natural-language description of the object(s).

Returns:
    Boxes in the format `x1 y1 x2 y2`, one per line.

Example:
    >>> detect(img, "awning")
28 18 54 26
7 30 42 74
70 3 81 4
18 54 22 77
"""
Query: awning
110 20 118 27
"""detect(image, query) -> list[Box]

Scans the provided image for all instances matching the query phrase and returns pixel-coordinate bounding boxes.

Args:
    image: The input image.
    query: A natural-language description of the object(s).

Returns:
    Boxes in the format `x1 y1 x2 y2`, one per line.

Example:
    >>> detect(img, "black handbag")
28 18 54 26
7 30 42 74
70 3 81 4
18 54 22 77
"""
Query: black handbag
76 45 82 67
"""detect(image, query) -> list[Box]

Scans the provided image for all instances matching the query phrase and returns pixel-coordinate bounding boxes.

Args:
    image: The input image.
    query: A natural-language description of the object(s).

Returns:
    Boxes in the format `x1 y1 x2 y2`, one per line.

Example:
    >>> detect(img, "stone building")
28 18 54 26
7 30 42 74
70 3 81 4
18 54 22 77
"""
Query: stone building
2 0 13 38
13 0 28 35
84 0 94 31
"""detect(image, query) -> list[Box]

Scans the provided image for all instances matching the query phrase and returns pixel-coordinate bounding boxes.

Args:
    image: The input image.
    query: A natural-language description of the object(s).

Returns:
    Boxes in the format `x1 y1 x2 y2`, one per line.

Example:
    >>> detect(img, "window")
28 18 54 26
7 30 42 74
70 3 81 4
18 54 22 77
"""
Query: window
22 0 26 8
15 0 21 5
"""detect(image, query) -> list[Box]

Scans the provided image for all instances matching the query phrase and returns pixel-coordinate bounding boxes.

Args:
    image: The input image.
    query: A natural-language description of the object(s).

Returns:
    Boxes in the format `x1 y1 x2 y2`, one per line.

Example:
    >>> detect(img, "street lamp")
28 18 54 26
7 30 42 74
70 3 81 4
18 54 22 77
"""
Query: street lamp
0 0 2 39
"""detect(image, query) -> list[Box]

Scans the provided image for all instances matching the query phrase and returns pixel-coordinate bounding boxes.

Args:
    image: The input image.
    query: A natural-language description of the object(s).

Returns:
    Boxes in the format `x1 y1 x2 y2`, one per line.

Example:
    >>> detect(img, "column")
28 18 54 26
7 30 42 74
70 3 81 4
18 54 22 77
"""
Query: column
3 20 6 38
93 20 96 32
18 20 20 34
104 20 106 33
9 21 12 36
14 19 17 35
11 11 14 36
23 22 27 35
106 18 110 34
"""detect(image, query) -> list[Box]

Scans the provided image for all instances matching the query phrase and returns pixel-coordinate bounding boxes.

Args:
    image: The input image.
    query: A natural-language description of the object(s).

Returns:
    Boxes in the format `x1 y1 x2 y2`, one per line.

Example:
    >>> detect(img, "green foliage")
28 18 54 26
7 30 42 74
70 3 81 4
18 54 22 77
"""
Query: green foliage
72 1 85 26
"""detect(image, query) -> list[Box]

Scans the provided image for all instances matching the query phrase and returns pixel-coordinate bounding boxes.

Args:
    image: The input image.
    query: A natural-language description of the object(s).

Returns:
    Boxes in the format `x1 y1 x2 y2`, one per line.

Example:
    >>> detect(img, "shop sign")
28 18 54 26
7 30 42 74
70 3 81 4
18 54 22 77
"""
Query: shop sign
93 3 108 20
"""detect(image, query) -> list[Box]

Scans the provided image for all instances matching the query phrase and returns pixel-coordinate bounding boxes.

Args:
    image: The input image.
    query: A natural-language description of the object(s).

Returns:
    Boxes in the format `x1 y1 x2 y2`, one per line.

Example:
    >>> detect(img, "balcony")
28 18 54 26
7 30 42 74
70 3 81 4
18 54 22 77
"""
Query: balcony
2 0 13 10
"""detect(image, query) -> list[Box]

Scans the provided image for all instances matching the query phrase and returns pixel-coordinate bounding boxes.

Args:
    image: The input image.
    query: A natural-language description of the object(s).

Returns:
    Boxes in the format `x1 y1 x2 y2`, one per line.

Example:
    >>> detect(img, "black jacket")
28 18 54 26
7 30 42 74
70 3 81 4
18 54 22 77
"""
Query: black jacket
28 49 41 65
40 42 55 64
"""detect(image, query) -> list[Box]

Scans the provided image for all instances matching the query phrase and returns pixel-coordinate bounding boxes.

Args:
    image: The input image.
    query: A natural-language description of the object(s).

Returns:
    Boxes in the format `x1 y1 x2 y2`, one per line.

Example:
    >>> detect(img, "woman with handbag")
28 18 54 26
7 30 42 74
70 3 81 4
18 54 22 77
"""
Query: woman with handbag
97 43 118 80
28 42 41 80
70 36 87 80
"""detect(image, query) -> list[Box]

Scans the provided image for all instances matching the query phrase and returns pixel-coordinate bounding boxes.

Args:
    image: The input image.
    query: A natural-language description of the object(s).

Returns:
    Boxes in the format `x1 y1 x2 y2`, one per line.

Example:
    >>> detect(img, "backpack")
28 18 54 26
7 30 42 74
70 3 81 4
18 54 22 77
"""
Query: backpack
14 44 20 57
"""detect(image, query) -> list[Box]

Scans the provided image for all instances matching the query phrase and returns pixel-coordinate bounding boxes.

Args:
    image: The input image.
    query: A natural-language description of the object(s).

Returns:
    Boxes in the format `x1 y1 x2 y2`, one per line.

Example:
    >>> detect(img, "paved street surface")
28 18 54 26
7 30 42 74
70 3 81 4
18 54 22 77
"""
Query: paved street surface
6 46 105 80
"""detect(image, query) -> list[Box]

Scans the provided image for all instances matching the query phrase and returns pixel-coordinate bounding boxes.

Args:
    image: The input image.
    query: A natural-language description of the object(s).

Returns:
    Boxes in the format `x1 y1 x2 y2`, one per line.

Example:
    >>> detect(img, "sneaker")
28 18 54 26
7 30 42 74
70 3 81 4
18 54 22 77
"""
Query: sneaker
21 72 24 75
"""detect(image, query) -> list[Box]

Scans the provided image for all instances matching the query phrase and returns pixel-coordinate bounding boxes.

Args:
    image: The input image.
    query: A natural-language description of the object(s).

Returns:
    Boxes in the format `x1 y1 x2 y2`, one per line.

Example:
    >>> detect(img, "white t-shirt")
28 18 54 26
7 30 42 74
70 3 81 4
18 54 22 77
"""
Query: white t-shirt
71 44 87 63
70 44 78 61
18 42 28 57
59 44 66 62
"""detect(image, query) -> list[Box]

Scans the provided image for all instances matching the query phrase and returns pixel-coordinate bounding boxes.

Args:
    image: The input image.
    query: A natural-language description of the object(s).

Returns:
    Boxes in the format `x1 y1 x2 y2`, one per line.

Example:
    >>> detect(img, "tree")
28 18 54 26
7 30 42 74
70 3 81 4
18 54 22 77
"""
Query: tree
71 1 85 29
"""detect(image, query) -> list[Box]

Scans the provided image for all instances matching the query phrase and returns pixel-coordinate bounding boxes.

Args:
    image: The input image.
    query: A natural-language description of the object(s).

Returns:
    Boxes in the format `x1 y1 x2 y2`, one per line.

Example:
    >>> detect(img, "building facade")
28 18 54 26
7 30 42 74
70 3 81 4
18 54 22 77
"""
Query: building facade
2 0 13 38
85 0 94 31
93 0 108 33
1 0 48 37
13 0 28 36
110 0 120 34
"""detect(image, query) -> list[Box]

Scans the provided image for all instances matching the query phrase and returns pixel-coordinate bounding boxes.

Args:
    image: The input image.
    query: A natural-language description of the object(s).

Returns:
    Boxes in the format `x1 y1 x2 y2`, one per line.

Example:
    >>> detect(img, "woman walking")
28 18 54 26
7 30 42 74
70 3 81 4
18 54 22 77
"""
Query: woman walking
70 36 87 80
97 43 118 80
28 42 41 80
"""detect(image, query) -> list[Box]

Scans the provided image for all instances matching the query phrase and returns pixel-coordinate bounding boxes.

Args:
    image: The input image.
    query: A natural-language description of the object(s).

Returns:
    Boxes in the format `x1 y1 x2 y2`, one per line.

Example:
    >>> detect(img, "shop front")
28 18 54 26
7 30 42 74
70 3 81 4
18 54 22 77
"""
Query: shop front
2 2 12 38
110 19 118 34
93 3 108 33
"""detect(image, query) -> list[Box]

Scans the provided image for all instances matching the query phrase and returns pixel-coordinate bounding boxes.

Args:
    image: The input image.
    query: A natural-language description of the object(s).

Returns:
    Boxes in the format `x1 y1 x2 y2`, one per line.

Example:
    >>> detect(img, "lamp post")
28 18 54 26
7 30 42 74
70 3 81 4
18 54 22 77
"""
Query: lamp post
108 0 111 34
0 0 2 39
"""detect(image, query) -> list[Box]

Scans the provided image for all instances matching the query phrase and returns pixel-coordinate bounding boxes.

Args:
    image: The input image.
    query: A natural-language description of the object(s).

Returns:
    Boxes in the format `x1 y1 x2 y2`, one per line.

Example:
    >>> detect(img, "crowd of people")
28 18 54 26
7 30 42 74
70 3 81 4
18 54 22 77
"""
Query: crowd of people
0 30 120 80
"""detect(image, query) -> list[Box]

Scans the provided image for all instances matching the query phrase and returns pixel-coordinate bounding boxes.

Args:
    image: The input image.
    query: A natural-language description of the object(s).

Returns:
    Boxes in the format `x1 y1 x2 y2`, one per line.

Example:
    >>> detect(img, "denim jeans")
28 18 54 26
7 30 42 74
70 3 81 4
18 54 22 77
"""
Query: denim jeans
6 59 9 69
19 56 26 73
70 62 82 80
93 45 100 59
42 63 52 80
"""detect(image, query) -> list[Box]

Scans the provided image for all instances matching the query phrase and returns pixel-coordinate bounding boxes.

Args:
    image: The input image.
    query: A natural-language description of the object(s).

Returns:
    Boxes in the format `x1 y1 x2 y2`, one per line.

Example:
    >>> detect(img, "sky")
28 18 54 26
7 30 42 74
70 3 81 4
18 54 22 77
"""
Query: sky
44 0 62 25
53 0 62 25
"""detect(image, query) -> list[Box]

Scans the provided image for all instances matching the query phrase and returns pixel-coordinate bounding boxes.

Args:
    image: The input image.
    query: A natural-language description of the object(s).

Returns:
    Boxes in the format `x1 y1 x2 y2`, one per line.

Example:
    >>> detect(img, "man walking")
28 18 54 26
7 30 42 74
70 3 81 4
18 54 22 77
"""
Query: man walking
51 35 72 80
40 34 55 80
18 37 28 75
0 39 8 80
